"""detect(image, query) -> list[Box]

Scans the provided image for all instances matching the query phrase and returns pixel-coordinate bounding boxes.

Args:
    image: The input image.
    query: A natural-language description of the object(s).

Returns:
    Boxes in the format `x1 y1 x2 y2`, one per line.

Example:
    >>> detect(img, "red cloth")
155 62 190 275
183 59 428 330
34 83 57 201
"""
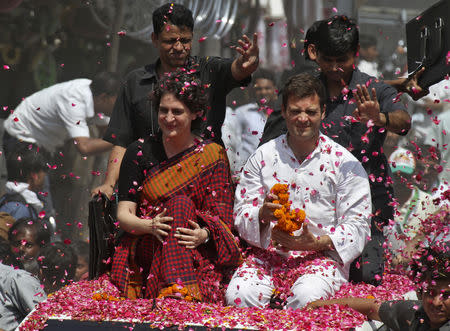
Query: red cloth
111 141 241 302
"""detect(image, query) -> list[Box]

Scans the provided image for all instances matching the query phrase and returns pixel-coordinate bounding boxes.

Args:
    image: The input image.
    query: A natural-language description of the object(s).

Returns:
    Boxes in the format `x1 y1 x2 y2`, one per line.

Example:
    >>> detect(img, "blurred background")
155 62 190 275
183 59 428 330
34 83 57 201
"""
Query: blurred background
0 0 444 240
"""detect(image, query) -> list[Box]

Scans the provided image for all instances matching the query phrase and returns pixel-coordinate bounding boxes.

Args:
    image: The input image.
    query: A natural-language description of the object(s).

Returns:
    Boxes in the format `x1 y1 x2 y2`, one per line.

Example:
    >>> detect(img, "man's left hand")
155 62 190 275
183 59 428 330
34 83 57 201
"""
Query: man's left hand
272 224 333 252
231 33 259 81
353 85 383 126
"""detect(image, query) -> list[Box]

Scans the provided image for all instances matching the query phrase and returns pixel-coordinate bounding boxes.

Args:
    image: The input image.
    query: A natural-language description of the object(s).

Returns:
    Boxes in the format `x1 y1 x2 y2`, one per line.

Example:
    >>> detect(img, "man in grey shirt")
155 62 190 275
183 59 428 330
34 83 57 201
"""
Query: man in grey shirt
0 238 46 331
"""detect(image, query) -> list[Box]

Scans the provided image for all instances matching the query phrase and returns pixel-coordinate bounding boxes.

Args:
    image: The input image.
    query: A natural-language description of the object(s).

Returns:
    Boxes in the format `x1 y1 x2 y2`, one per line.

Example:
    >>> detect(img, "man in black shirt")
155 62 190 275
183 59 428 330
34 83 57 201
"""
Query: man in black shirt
261 15 412 285
93 3 259 197
308 241 450 331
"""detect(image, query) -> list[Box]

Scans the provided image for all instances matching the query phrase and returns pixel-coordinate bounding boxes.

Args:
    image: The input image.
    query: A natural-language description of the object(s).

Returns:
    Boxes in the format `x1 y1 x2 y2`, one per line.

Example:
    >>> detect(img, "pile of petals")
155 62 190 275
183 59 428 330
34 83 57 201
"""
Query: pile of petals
271 183 305 234
20 273 415 331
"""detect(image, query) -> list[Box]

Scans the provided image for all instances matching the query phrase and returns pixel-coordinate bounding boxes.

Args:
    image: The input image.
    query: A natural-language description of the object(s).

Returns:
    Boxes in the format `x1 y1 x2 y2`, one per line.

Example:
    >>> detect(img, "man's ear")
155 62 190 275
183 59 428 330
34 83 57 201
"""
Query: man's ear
308 44 318 61
281 104 286 119
151 32 158 45
321 105 326 120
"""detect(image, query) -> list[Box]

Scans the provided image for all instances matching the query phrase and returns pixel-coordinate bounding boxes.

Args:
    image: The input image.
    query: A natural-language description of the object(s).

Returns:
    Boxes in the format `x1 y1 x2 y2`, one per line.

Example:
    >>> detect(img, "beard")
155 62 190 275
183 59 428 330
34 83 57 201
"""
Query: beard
21 258 40 275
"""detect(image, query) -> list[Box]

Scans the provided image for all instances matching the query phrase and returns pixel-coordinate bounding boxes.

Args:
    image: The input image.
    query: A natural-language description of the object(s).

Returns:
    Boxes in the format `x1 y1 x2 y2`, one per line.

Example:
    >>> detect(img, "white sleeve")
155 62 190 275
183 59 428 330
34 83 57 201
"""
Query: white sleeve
55 93 91 139
328 160 372 266
234 149 272 249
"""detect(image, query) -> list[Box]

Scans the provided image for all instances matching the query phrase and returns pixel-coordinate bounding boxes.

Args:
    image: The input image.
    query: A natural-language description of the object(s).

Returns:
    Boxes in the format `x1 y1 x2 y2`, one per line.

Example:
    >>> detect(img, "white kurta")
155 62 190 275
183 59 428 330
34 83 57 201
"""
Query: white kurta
227 134 372 308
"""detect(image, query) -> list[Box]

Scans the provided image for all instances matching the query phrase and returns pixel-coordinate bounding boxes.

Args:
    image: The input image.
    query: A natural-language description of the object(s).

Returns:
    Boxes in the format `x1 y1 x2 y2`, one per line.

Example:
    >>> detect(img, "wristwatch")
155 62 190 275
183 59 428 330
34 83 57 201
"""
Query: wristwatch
203 227 210 243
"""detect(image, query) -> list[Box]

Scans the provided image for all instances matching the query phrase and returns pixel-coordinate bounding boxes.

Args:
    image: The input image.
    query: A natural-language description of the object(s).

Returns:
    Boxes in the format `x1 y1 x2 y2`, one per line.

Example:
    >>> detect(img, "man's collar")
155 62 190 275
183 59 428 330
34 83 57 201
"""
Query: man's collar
141 57 197 80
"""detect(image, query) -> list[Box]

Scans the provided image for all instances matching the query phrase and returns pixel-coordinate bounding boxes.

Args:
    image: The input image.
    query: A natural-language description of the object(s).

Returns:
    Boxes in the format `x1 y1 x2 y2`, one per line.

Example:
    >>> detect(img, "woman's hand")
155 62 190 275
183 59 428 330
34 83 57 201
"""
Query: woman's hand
145 209 173 243
174 220 209 249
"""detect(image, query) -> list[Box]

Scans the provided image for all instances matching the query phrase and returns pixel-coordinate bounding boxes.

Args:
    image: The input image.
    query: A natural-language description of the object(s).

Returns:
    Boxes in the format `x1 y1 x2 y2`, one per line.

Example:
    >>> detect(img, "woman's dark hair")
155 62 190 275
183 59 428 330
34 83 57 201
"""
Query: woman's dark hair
315 15 359 57
152 3 194 36
8 218 51 247
281 72 326 111
151 69 208 132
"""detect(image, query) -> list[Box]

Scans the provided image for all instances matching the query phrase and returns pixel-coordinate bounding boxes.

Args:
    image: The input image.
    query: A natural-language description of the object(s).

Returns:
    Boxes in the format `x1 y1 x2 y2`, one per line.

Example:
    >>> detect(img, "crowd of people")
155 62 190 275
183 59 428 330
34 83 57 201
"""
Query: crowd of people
0 2 449 331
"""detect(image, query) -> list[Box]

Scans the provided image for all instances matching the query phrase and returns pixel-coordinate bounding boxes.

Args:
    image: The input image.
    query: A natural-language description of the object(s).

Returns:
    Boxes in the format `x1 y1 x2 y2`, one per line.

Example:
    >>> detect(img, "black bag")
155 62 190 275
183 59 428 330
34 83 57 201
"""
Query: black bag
88 193 120 279
406 0 450 88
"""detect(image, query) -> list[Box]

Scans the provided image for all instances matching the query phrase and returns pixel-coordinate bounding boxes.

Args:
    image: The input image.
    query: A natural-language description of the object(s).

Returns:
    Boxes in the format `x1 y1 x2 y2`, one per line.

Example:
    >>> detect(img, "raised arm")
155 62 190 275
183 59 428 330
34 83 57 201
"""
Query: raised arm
231 33 259 82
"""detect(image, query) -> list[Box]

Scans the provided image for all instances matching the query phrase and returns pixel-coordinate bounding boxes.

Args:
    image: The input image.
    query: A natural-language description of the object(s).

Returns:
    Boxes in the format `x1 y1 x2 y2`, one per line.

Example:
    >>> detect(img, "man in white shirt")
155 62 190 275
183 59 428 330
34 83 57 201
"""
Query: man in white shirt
3 72 119 157
358 34 380 78
232 69 278 173
226 73 371 309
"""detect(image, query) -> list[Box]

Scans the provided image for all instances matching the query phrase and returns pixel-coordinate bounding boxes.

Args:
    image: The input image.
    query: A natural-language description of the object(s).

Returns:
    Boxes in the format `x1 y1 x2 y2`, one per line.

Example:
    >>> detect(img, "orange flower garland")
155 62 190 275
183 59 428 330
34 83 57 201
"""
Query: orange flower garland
158 284 193 302
271 184 305 235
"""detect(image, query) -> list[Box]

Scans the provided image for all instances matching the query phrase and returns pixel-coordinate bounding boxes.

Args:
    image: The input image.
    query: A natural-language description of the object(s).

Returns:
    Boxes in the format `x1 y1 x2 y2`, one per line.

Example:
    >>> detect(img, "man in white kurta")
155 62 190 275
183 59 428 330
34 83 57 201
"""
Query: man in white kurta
226 73 372 309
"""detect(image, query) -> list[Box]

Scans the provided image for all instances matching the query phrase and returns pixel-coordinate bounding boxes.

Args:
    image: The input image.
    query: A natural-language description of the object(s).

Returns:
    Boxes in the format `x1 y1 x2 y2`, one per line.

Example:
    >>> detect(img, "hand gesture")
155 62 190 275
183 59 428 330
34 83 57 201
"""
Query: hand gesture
404 67 429 100
258 193 282 226
233 33 259 74
91 183 114 198
174 220 209 249
145 208 173 243
353 84 382 126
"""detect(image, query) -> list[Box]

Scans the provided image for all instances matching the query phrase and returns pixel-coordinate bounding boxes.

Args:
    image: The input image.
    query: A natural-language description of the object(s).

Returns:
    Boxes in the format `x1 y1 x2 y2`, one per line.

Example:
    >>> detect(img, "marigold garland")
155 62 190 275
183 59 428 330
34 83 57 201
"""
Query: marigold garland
158 284 193 302
271 184 305 235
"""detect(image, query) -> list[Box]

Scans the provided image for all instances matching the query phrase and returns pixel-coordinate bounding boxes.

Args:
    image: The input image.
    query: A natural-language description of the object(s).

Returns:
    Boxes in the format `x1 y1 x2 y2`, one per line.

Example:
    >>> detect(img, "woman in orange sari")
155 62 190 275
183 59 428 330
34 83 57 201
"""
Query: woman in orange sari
110 71 241 303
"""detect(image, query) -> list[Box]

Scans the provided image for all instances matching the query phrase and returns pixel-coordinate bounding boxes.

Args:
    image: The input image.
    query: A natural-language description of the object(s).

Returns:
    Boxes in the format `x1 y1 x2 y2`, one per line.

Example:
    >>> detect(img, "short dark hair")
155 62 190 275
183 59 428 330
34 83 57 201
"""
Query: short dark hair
8 218 51 248
252 68 276 85
315 15 359 57
38 241 77 290
90 72 121 97
152 3 194 36
151 69 208 131
409 240 450 289
71 240 89 260
281 73 326 111
359 34 377 49
303 19 325 60
6 145 47 182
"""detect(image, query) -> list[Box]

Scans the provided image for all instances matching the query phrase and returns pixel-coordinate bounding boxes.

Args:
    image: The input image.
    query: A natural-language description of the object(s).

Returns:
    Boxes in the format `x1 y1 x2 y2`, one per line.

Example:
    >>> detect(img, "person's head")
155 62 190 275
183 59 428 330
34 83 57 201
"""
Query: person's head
90 71 121 116
152 70 207 139
152 3 194 71
6 145 47 192
307 15 359 84
251 69 278 107
281 73 326 144
389 147 416 199
411 144 442 192
37 241 77 293
71 240 89 281
8 218 51 264
410 242 450 328
359 34 378 62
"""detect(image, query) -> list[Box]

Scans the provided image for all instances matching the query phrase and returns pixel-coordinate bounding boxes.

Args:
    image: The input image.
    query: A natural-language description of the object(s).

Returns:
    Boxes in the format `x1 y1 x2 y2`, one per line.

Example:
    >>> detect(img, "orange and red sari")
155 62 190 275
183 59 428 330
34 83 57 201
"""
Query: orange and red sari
111 139 241 303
